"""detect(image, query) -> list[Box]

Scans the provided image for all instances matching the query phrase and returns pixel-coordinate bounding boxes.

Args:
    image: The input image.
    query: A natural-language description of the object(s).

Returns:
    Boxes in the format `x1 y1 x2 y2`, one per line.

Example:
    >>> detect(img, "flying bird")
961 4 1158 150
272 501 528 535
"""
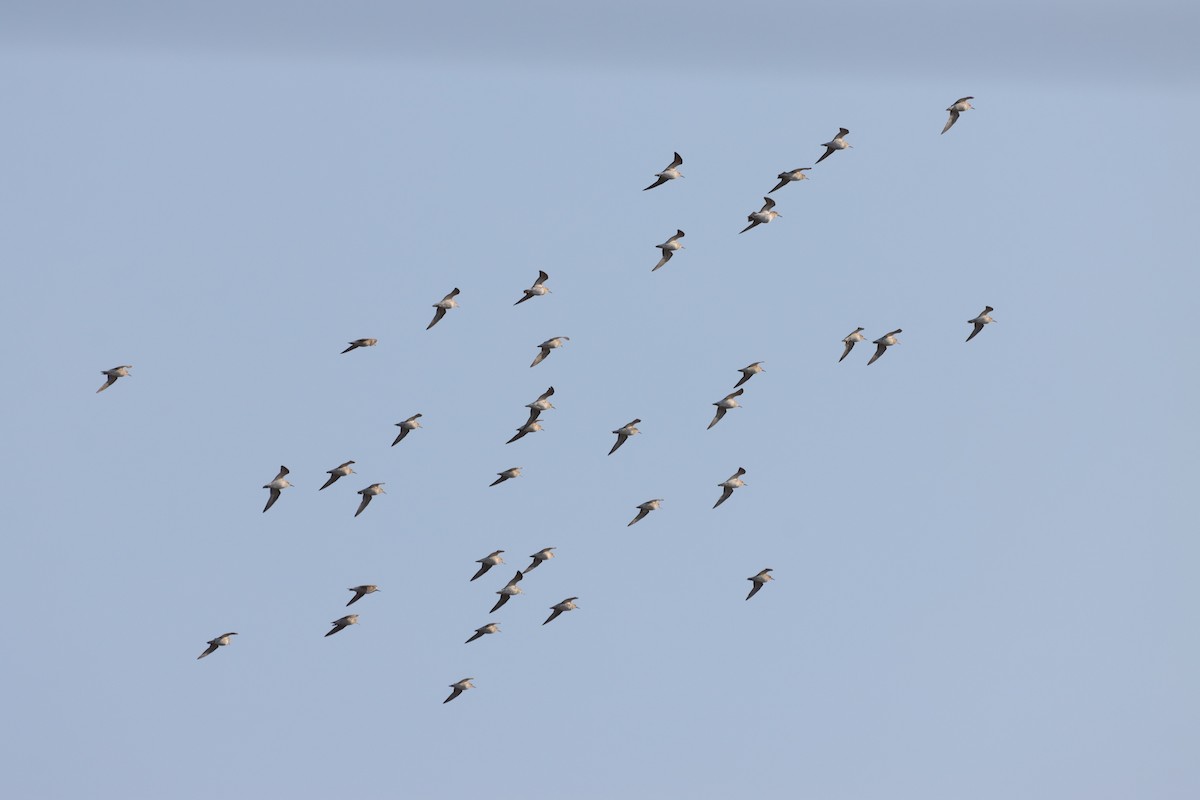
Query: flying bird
340 338 378 354
524 547 556 573
653 229 685 271
471 550 505 582
524 386 555 423
392 413 424 446
609 419 641 455
530 337 569 368
868 329 902 365
942 97 974 134
490 571 524 613
325 614 359 637
354 483 385 517
839 327 866 362
320 460 355 490
746 569 774 600
346 585 380 606
490 467 522 487
466 623 500 643
714 467 747 509
708 388 744 430
506 420 544 444
262 466 293 513
444 678 475 704
427 288 460 330
733 362 764 388
196 632 237 660
769 168 811 193
543 597 579 625
96 365 132 393
628 499 663 527
643 152 683 191
739 196 780 234
966 306 995 342
515 271 551 305
816 128 852 163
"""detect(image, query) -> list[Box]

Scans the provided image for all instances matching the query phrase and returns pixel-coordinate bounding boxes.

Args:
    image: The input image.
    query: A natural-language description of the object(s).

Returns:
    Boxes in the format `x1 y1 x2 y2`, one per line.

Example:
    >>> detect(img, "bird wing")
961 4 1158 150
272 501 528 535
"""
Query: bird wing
840 340 858 362
514 292 533 305
966 321 985 342
816 145 836 164
867 342 888 365
530 347 550 368
96 374 119 393
942 109 959 134
733 467 746 478
427 307 447 330
838 127 850 137
489 474 506 486
733 371 751 388
354 493 372 517
391 428 410 446
608 433 627 455
537 270 549 284
714 485 734 508
340 343 358 354
465 631 483 643
325 622 345 637
761 196 776 211
628 508 649 527
739 219 760 234
444 288 461 301
668 152 683 169
543 608 564 625
444 687 464 703
347 590 366 606
707 407 727 430
490 594 510 613
746 581 762 600
508 570 525 587
769 177 789 193
197 642 219 659
643 175 668 191
506 430 525 444
471 563 493 582
652 250 673 271
263 488 281 513
538 387 555 401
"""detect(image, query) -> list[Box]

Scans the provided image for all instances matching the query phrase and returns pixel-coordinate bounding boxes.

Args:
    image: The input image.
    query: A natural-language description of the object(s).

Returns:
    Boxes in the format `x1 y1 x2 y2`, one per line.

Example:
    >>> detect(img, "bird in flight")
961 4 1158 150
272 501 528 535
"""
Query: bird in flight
816 128 852 163
524 386 555 424
320 460 355 490
96 365 132 393
543 597 579 625
524 547 556 573
262 466 293 513
465 623 500 644
966 306 995 342
769 168 811 193
392 413 424 446
196 632 237 660
868 329 902 365
531 337 569 368
471 550 505 582
346 585 380 606
746 569 774 600
444 678 475 704
739 196 780 234
506 420 544 444
714 467 747 509
942 97 974 134
340 338 378 354
643 152 683 191
427 288 460 330
839 328 866 362
733 362 764 388
609 419 642 455
628 499 663 527
515 271 551 305
708 388 744 430
325 614 359 637
653 229 685 271
354 483 385 517
490 467 522 487
490 571 525 613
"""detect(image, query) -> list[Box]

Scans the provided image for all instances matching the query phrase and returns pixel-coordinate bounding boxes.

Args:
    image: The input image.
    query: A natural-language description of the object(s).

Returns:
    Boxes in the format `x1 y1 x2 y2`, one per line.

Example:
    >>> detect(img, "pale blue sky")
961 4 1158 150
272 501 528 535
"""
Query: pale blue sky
1 2 1197 798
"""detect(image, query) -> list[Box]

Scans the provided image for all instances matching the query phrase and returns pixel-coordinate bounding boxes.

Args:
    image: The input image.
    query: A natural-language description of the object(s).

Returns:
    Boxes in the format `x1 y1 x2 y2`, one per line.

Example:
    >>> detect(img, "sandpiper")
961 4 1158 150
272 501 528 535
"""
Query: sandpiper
262 466 293 513
354 483 385 517
643 152 683 191
544 597 579 625
490 571 524 613
739 197 780 234
966 306 995 342
653 229 685 271
341 338 378 354
515 271 551 305
746 569 774 600
471 550 505 582
325 614 359 637
96 365 132 393
427 288 460 330
714 467 747 509
628 499 663 527
531 337 569 368
840 327 866 362
942 97 974 134
490 467 522 487
708 389 744 430
770 168 811 193
466 623 500 643
346 585 380 606
609 419 641 455
444 678 475 704
524 547 556 573
734 362 764 388
320 460 355 490
868 329 902 365
196 632 237 659
392 413 424 446
817 128 852 163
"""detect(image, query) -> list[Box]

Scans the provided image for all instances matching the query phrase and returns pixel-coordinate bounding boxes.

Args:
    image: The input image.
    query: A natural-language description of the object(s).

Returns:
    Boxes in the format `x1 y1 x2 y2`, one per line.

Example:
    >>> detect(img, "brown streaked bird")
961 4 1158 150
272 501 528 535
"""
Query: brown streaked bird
609 419 641 455
325 614 359 637
427 288 460 330
471 550 505 582
96 365 132 393
197 632 237 660
734 362 764 388
966 306 995 342
506 420 544 444
465 623 500 643
628 499 663 527
868 329 902 365
739 196 780 234
392 413 424 446
652 229 685 271
444 678 475 704
770 167 811 193
524 386 555 424
515 271 551 305
816 127 852 164
942 97 974 134
354 483 385 517
840 328 866 362
714 467 747 509
320 460 355 490
643 151 683 191
490 571 524 613
346 585 380 606
746 569 774 600
708 388 744 430
524 547 556 573
543 597 579 625
340 338 378 354
490 467 522 487
530 337 569 368
262 466 293 513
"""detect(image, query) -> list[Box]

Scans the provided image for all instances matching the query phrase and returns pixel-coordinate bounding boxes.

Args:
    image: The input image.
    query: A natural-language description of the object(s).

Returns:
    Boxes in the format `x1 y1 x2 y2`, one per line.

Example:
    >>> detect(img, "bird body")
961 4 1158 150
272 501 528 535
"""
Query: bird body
531 337 569 368
341 338 378 354
840 327 866 362
942 97 974 134
197 632 237 659
746 569 774 600
740 197 780 234
392 414 424 446
643 152 683 190
868 329 902 365
355 483 385 517
653 229 685 271
714 467 747 508
628 499 663 527
96 365 132 393
320 460 355 490
817 127 852 163
427 288 460 330
966 306 995 342
262 466 293 513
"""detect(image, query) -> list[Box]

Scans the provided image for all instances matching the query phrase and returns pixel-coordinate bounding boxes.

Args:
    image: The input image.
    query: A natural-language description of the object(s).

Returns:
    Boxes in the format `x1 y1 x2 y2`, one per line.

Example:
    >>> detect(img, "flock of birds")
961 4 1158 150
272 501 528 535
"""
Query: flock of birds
97 96 992 704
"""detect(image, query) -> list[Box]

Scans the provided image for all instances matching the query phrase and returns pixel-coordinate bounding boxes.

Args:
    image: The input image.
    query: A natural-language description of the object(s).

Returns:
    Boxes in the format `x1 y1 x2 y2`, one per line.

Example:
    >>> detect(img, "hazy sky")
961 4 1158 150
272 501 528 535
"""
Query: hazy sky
1 3 1197 798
